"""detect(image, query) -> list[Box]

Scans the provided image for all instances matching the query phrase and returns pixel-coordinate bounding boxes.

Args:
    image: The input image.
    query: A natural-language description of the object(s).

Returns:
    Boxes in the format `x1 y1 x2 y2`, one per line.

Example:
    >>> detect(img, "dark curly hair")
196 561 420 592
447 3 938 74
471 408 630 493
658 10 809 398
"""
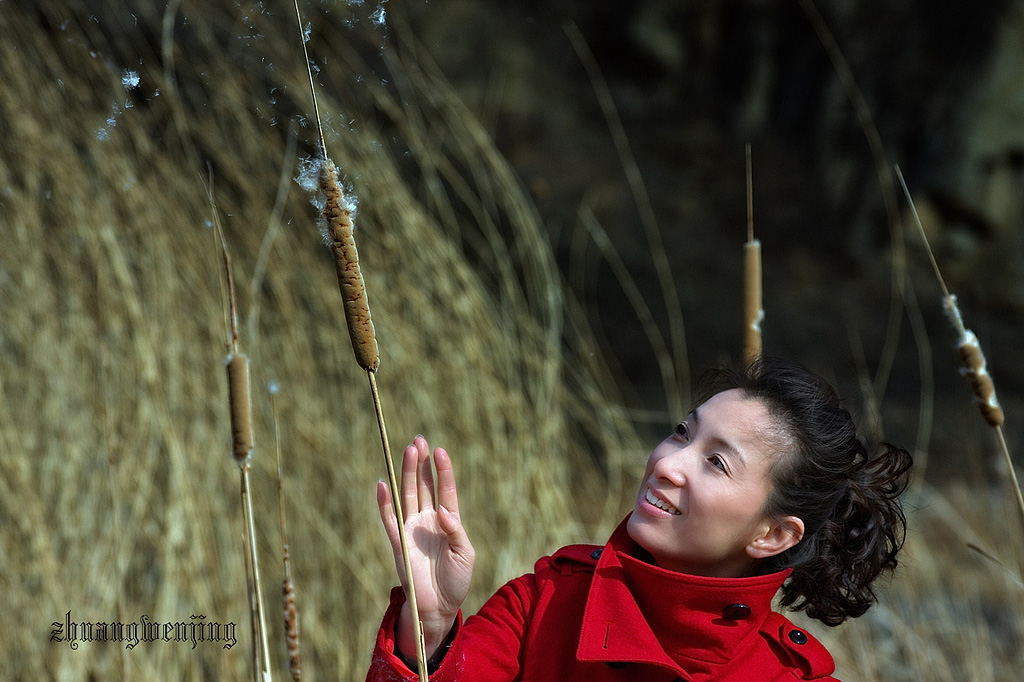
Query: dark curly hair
693 357 912 626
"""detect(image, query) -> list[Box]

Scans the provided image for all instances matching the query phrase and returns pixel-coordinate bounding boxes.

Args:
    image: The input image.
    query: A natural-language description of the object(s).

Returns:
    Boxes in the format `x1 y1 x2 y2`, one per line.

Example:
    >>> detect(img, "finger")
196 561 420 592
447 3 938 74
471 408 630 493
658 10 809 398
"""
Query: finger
414 436 436 512
433 447 460 516
400 444 418 522
376 481 404 561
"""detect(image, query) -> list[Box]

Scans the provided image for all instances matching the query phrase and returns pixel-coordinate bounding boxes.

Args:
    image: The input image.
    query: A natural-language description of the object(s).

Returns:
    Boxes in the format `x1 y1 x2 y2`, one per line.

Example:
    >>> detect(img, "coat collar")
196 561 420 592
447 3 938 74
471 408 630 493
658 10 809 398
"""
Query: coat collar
577 515 791 676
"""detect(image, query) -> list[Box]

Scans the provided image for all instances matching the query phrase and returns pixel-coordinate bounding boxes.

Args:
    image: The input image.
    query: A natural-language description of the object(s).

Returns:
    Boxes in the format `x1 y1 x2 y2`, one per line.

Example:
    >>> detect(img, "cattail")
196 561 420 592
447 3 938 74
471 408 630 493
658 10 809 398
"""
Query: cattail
272 384 302 682
743 238 763 363
226 352 255 466
318 158 380 372
743 145 763 364
294 4 427 678
210 173 273 682
282 569 302 681
943 298 1004 428
898 165 1023 525
897 166 1007 428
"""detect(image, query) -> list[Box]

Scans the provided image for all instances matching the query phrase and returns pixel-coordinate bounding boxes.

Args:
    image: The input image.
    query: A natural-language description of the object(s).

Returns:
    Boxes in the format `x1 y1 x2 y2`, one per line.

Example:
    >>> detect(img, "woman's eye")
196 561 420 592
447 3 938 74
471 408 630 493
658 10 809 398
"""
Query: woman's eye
674 422 689 439
707 455 727 473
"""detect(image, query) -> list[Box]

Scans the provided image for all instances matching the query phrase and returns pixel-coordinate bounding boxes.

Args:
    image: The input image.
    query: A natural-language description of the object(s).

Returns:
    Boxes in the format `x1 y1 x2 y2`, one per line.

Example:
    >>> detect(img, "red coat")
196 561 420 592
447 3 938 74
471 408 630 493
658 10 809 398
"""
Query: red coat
366 518 838 681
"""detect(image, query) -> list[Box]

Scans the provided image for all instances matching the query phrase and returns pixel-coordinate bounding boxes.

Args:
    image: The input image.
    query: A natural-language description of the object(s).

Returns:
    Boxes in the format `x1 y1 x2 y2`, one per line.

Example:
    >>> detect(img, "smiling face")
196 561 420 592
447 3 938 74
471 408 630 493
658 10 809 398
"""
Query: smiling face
626 389 805 578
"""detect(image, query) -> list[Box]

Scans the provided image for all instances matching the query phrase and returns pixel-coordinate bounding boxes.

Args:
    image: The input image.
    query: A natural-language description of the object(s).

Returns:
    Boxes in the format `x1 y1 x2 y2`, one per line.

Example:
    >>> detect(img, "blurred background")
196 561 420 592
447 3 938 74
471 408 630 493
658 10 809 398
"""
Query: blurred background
2 0 1022 680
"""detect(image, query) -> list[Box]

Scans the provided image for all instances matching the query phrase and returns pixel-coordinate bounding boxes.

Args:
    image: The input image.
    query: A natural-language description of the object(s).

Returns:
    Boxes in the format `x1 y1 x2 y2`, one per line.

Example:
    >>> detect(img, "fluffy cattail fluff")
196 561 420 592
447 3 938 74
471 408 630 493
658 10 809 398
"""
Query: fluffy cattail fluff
944 296 1004 427
226 352 254 466
743 238 763 363
282 571 302 681
317 157 380 371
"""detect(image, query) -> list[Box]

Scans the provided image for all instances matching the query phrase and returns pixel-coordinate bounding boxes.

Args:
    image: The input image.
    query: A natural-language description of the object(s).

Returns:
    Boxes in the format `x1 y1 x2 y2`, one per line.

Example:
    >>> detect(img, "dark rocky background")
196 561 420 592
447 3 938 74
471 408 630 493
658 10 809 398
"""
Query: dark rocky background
402 0 1024 478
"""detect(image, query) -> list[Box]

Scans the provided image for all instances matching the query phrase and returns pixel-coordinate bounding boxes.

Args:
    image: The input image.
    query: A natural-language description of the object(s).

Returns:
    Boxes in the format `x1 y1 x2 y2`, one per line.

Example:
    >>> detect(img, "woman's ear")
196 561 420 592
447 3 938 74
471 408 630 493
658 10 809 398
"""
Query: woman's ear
746 516 804 560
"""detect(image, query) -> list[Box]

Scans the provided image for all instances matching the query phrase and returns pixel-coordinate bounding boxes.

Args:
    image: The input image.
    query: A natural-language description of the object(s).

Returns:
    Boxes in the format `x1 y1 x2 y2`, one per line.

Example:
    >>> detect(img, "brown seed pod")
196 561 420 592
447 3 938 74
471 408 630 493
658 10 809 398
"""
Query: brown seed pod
319 158 380 372
282 574 302 681
226 352 254 465
743 239 763 363
959 331 1004 427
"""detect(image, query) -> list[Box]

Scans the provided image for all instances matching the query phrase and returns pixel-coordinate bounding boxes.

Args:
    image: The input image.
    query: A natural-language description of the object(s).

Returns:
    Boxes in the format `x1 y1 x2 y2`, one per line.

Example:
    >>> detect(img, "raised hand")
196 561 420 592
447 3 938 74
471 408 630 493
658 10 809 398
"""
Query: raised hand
376 436 475 660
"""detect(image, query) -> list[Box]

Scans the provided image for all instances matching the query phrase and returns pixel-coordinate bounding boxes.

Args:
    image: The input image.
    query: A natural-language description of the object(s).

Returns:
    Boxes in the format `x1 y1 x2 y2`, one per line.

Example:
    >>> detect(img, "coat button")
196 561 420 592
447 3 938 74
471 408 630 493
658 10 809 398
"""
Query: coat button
591 548 603 560
722 603 751 621
789 629 808 645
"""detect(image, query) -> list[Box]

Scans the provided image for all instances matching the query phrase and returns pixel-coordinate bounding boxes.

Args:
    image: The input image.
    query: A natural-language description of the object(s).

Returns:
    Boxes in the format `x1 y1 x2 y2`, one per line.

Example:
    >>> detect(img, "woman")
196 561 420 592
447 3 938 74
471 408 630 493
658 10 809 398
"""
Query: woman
366 358 912 681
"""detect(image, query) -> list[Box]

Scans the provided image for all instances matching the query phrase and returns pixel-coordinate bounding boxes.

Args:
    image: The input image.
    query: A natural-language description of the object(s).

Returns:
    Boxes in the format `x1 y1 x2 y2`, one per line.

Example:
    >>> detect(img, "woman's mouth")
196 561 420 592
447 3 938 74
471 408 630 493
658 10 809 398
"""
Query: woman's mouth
643 487 681 515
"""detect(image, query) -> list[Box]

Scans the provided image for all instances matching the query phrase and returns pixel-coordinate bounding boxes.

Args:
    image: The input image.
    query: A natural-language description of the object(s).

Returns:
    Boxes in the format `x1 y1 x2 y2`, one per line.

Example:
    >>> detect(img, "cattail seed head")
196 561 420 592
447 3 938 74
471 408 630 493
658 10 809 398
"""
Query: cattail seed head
743 238 763 363
282 574 302 681
226 352 254 466
958 330 1004 427
318 158 380 372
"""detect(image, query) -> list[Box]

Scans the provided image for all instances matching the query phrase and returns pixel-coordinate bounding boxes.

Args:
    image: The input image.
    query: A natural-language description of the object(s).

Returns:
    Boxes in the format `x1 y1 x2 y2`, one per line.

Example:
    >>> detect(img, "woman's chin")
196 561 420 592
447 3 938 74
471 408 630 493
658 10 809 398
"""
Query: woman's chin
626 510 655 546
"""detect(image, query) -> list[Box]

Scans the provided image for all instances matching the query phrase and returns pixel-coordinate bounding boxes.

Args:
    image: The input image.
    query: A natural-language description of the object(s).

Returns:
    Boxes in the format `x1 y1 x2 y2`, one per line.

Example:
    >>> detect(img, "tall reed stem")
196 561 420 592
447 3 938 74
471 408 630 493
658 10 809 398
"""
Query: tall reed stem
565 19 690 413
212 175 274 682
367 370 429 676
292 4 428 678
241 465 274 682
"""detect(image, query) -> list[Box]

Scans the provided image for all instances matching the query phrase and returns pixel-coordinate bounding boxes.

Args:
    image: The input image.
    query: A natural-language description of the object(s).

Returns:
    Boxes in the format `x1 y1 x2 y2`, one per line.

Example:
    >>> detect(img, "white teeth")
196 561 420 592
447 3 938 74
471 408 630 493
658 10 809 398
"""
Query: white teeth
645 488 681 515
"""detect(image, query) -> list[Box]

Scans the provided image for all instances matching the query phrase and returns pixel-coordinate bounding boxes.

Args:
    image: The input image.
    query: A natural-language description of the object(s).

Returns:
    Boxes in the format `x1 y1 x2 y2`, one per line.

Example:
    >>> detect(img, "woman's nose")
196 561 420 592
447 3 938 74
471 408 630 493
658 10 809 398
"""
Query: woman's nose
652 448 688 486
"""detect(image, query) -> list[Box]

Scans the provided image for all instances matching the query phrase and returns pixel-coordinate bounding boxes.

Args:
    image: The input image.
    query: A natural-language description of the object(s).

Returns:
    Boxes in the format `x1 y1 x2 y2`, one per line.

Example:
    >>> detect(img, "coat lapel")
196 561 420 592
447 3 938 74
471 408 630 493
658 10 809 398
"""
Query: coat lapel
577 549 681 672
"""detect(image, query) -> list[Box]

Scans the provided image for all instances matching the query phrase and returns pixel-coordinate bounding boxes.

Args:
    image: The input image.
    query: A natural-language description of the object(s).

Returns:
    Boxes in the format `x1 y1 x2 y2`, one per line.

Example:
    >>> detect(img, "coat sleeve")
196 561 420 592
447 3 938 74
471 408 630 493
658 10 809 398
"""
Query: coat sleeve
365 575 540 682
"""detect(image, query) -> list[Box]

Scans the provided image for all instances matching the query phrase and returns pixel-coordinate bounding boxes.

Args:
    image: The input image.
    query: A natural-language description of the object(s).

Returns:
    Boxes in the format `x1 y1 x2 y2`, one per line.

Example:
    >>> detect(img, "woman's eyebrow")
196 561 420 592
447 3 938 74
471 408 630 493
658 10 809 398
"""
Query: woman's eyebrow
692 404 747 468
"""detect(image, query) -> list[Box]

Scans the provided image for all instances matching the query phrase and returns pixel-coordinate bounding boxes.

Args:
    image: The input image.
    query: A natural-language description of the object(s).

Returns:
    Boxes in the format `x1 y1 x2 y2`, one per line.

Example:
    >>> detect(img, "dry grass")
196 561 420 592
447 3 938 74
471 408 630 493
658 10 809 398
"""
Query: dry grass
1 2 1020 681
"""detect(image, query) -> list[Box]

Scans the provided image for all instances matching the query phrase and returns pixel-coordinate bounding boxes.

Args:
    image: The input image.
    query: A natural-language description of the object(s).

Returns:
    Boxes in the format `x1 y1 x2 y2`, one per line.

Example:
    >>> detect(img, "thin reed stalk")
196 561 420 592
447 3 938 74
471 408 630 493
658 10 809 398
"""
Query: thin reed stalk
896 166 1024 527
797 0 907 401
272 385 303 682
798 1 941 488
240 465 274 682
100 343 129 682
564 19 690 414
576 202 676 407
